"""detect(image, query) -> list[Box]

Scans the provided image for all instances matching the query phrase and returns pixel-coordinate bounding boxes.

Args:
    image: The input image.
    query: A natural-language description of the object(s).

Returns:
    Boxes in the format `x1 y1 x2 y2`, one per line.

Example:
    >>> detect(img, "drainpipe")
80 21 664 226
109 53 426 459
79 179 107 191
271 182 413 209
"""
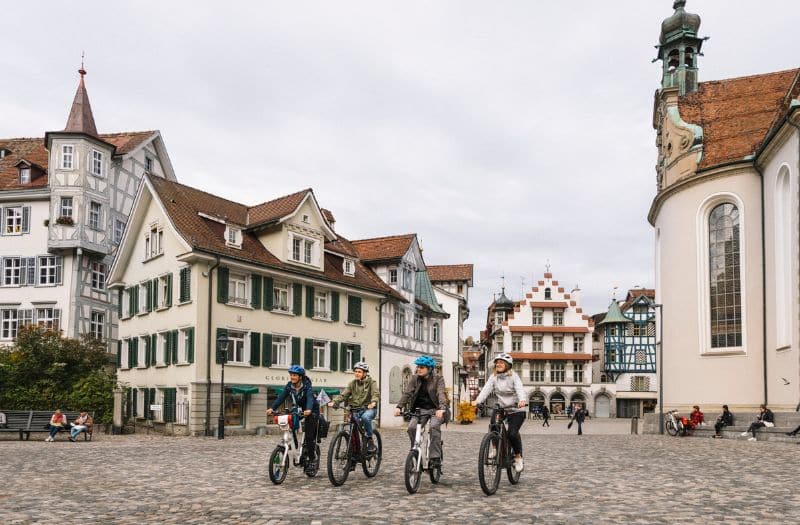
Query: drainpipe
205 256 221 437
786 115 800 410
754 162 768 406
377 298 389 425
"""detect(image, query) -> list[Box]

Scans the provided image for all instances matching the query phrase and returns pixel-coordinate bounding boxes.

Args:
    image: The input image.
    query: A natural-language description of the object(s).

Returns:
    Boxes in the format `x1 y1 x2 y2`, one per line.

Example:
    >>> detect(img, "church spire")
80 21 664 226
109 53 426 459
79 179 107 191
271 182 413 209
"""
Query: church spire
64 56 98 136
656 0 706 95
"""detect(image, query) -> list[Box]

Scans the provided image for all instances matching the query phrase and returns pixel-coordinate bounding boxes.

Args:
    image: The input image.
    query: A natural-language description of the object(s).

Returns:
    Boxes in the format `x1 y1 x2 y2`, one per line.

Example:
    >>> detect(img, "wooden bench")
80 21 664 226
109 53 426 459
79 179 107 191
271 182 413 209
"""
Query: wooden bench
26 411 93 441
0 410 33 440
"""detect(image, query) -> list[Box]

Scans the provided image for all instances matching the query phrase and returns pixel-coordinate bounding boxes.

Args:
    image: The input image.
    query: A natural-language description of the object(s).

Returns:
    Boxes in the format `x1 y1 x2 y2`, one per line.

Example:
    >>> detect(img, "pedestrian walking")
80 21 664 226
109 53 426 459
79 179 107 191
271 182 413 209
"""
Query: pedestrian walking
541 405 550 427
568 406 587 435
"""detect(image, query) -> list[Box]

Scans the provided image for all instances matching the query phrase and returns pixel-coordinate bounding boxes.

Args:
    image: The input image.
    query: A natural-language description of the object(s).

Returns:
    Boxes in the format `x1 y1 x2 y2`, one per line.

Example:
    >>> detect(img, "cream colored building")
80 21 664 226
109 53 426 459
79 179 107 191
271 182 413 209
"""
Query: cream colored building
650 2 799 411
108 177 398 435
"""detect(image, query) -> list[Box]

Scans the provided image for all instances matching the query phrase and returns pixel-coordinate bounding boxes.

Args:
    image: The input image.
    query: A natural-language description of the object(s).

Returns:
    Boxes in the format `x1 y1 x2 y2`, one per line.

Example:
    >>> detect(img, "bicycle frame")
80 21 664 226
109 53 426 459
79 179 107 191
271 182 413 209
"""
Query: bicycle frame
488 407 512 469
410 412 432 472
274 410 307 467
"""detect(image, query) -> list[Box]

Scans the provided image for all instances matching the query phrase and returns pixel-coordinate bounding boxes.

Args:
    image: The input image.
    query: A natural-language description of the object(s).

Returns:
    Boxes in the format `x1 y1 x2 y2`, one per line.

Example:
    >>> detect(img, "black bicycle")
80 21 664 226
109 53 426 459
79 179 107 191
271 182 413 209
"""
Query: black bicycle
327 405 383 486
477 404 521 496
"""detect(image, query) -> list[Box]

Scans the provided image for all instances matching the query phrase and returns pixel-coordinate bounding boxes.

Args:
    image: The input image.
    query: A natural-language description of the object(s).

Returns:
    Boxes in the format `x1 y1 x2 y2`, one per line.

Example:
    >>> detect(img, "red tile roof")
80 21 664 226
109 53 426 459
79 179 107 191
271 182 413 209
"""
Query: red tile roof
427 264 474 283
679 68 800 170
0 132 157 191
247 189 311 227
351 234 416 263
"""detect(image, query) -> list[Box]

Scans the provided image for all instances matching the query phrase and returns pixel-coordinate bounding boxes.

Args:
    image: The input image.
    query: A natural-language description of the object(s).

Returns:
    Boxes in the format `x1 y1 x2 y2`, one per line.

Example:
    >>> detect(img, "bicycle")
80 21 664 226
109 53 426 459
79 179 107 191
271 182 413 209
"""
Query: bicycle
327 405 383 486
267 408 321 484
477 403 521 496
664 410 684 437
402 409 443 494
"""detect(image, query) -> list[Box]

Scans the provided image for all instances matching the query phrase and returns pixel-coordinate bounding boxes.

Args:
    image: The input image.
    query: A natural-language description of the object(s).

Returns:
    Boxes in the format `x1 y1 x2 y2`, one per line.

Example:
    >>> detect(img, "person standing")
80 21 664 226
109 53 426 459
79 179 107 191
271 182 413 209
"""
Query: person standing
541 404 550 427
573 406 587 435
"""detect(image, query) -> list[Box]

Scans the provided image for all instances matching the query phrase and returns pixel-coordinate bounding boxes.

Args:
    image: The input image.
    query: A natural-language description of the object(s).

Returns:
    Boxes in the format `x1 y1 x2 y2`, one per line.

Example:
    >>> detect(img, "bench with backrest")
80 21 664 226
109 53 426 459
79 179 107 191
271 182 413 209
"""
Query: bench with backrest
0 410 34 440
21 411 93 441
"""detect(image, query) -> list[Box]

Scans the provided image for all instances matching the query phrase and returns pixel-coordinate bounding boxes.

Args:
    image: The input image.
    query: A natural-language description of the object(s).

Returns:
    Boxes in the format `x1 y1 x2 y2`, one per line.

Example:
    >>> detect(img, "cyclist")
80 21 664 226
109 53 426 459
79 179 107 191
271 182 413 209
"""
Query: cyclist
394 355 447 468
471 353 527 472
328 361 379 453
266 364 320 474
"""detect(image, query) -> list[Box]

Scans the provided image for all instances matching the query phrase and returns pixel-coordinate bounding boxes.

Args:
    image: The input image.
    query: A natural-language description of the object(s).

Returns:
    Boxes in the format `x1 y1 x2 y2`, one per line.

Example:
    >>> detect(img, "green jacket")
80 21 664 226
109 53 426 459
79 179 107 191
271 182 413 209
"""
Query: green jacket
333 376 379 408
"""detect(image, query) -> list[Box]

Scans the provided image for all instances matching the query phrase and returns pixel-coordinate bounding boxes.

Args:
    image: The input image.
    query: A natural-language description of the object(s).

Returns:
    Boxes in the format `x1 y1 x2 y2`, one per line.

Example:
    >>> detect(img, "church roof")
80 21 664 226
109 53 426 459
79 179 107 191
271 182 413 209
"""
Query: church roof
64 69 98 136
679 68 800 170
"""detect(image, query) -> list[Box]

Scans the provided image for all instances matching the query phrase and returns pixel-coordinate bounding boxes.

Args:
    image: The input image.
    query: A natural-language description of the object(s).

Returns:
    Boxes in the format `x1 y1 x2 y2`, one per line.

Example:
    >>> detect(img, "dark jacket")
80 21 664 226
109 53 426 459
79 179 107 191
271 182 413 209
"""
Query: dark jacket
271 377 320 414
397 373 447 411
759 409 774 423
541 406 550 418
718 410 733 426
574 408 587 423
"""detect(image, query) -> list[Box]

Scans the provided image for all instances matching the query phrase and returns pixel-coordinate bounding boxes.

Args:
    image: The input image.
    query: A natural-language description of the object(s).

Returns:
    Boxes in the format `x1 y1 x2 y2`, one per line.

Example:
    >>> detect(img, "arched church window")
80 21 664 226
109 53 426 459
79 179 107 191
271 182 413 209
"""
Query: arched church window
684 47 695 67
708 203 742 348
544 288 551 300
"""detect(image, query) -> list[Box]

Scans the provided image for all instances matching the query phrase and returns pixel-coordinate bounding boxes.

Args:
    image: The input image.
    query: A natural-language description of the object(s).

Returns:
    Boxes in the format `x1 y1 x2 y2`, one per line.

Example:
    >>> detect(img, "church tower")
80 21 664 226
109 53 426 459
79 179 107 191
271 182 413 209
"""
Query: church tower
656 0 705 95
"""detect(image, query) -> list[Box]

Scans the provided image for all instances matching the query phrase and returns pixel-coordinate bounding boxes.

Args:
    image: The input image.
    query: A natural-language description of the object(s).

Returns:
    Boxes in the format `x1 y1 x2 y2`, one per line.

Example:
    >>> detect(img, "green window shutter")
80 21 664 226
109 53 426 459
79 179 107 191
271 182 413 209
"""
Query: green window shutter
116 340 122 367
117 289 123 317
150 334 157 366
179 267 191 303
330 342 339 371
217 267 229 303
171 330 179 364
152 278 159 309
143 388 150 419
348 296 362 325
340 343 349 371
149 388 156 419
134 286 140 314
263 277 274 311
187 327 195 364
250 331 261 366
291 336 301 365
331 292 340 322
354 344 361 364
251 275 262 309
166 273 173 308
292 283 302 315
127 287 134 315
126 340 132 368
262 333 273 367
146 280 152 312
304 338 314 368
305 286 314 318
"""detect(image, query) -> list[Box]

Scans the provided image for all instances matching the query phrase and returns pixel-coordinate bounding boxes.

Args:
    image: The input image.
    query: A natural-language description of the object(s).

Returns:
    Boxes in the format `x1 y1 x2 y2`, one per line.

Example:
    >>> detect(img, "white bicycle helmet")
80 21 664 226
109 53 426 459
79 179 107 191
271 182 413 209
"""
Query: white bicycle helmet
353 361 370 373
494 353 513 366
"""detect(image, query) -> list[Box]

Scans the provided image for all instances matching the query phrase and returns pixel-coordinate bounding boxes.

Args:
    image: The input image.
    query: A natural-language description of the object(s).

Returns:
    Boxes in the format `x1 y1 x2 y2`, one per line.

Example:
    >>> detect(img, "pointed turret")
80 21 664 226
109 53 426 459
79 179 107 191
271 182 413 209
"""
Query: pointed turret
64 66 98 136
598 300 628 325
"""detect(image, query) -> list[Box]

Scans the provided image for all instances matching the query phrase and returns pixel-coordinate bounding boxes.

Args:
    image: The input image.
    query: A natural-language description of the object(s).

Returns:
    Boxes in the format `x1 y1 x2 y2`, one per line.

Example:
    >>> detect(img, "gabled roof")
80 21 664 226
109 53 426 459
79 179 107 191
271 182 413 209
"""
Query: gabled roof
351 234 416 263
247 189 311 227
147 176 403 301
0 132 159 191
679 68 800 170
427 264 474 284
415 271 449 317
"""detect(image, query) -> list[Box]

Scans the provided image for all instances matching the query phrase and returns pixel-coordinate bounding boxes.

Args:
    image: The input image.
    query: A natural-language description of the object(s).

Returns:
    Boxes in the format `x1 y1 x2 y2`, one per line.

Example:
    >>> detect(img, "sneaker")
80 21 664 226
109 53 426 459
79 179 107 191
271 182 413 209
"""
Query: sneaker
366 438 376 454
514 456 524 472
786 432 796 436
68 436 75 442
740 431 749 437
748 437 757 442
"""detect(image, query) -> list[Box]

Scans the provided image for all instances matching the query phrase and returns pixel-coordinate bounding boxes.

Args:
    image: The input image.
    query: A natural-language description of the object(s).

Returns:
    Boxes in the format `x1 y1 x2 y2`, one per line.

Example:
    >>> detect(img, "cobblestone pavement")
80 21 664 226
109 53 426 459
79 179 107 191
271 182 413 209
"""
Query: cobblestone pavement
2 421 799 524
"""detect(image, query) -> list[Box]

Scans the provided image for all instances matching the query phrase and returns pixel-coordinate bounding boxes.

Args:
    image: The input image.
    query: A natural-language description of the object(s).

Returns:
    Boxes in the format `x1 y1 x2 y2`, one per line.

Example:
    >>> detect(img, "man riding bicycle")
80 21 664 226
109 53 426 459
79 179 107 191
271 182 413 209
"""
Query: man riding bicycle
328 361 379 453
394 355 447 469
472 353 527 472
266 364 320 474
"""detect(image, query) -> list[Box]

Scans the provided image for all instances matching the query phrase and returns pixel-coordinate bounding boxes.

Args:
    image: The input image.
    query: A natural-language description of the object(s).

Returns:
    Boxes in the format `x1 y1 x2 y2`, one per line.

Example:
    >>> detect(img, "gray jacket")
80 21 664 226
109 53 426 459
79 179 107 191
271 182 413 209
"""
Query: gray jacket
476 371 527 412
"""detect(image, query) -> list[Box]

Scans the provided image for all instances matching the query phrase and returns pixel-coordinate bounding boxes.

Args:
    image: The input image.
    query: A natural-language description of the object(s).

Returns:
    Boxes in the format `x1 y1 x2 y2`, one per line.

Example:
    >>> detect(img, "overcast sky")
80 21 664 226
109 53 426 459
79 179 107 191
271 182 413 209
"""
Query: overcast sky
1 1 797 338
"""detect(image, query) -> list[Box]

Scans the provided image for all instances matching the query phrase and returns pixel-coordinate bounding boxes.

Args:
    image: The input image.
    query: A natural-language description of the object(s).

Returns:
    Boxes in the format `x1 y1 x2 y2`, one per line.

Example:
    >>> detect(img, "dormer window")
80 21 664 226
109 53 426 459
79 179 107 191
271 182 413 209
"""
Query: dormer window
91 150 104 177
302 214 310 224
225 225 242 249
144 223 163 260
19 167 30 184
343 258 355 276
289 234 318 267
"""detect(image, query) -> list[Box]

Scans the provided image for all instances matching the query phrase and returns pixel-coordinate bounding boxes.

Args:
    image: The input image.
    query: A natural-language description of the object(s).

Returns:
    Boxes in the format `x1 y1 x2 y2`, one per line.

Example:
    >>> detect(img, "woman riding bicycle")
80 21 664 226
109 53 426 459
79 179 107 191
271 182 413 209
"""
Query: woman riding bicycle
394 355 447 469
472 353 527 472
266 364 320 474
328 362 379 453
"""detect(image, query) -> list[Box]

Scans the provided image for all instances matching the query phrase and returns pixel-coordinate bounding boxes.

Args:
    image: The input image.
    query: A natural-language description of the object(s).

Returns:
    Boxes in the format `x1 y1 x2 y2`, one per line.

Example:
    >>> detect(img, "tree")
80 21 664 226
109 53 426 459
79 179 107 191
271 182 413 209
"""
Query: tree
0 326 115 423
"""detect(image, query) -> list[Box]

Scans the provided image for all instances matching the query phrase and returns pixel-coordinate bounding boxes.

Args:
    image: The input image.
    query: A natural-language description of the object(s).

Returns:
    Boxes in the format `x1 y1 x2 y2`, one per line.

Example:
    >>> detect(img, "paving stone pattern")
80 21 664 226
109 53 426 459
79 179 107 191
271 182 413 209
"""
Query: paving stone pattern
1 420 799 524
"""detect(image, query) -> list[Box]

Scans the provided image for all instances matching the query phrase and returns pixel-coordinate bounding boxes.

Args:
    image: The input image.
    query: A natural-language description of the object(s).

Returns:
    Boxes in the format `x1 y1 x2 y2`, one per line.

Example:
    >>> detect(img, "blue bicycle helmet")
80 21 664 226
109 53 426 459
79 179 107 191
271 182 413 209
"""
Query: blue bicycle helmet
413 356 436 369
288 364 306 375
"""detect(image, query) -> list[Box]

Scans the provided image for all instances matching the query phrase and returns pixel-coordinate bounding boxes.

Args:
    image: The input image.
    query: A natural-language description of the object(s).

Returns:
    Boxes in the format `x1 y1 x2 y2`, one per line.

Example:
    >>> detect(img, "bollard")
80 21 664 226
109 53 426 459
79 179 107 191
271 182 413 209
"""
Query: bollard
631 416 639 435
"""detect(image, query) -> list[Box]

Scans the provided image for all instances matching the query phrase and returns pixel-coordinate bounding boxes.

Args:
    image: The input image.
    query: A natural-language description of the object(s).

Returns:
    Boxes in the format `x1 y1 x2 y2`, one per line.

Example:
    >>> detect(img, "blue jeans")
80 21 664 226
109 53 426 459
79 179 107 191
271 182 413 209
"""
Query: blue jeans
358 408 376 438
70 425 88 438
48 426 62 439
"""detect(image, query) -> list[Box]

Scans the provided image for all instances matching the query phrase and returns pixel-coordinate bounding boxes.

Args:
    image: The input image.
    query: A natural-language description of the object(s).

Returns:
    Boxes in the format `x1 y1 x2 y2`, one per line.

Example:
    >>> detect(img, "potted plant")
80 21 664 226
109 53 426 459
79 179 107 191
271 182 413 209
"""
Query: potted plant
456 401 476 424
56 216 74 226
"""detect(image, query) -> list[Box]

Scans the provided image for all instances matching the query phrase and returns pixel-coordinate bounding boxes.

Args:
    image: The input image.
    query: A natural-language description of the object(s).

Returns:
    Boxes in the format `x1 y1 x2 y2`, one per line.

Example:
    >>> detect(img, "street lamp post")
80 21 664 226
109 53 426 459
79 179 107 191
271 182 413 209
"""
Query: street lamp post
653 303 664 435
216 334 230 440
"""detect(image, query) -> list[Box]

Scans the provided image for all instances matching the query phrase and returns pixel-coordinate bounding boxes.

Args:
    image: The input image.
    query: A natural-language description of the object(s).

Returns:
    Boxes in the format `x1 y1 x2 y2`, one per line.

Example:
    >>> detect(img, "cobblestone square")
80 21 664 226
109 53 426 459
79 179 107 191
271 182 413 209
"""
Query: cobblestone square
2 420 799 524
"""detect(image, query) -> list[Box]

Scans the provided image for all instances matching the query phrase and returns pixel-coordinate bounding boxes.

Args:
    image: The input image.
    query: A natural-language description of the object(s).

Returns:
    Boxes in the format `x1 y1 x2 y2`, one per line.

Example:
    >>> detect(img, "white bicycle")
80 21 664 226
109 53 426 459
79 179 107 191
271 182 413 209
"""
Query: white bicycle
267 408 320 484
402 408 443 494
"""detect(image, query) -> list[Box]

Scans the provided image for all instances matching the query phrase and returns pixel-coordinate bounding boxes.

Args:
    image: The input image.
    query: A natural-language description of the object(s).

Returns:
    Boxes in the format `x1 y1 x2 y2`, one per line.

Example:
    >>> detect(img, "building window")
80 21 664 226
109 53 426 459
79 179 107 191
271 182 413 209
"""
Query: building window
113 219 125 244
59 197 73 219
708 203 742 348
553 310 564 326
607 347 618 364
532 334 543 352
138 283 148 313
304 240 313 264
2 257 21 286
88 201 102 230
394 308 405 336
273 282 290 312
314 291 329 319
226 330 246 363
494 311 505 325
157 333 168 365
1 309 18 339
290 235 317 266
343 344 356 371
631 376 650 392
496 334 504 352
573 363 584 383
38 256 62 285
402 268 413 290
61 145 74 169
544 288 552 300
432 323 440 344
19 167 30 184
91 150 104 177
313 340 328 369
91 262 106 291
573 335 584 353
178 328 193 363
228 273 248 306
158 274 171 308
389 269 398 285
145 224 163 259
532 309 543 326
145 156 153 172
457 284 464 294
632 323 648 337
551 362 565 382
3 206 25 235
413 314 423 340
226 226 241 248
553 335 564 353
271 335 290 367
512 335 522 351
530 362 545 382
90 311 104 340
18 309 33 328
513 362 523 376
35 308 60 330
343 258 355 276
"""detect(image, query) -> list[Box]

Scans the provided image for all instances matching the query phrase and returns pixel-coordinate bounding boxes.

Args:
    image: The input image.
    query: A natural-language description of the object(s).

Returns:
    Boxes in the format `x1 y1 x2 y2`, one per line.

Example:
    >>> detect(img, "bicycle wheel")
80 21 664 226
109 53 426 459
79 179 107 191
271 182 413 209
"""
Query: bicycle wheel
305 444 321 478
362 429 382 478
268 445 289 485
665 419 679 436
478 433 501 496
404 449 422 494
327 431 351 486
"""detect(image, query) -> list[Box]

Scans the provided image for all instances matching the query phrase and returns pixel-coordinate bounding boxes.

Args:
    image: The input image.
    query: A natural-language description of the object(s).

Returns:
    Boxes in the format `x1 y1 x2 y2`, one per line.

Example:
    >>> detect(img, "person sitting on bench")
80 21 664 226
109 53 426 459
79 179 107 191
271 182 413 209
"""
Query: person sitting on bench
740 404 774 441
46 409 67 442
69 410 93 442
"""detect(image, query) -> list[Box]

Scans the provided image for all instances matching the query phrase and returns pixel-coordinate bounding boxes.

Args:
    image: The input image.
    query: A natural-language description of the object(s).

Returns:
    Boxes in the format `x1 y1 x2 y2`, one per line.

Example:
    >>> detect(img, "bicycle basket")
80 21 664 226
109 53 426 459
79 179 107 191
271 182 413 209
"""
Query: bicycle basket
274 414 292 430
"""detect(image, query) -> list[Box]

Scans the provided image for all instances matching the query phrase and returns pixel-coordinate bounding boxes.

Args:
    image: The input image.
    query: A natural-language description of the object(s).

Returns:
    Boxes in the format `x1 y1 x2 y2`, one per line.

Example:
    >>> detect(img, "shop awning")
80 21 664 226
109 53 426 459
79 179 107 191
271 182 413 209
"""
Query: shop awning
229 385 260 395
